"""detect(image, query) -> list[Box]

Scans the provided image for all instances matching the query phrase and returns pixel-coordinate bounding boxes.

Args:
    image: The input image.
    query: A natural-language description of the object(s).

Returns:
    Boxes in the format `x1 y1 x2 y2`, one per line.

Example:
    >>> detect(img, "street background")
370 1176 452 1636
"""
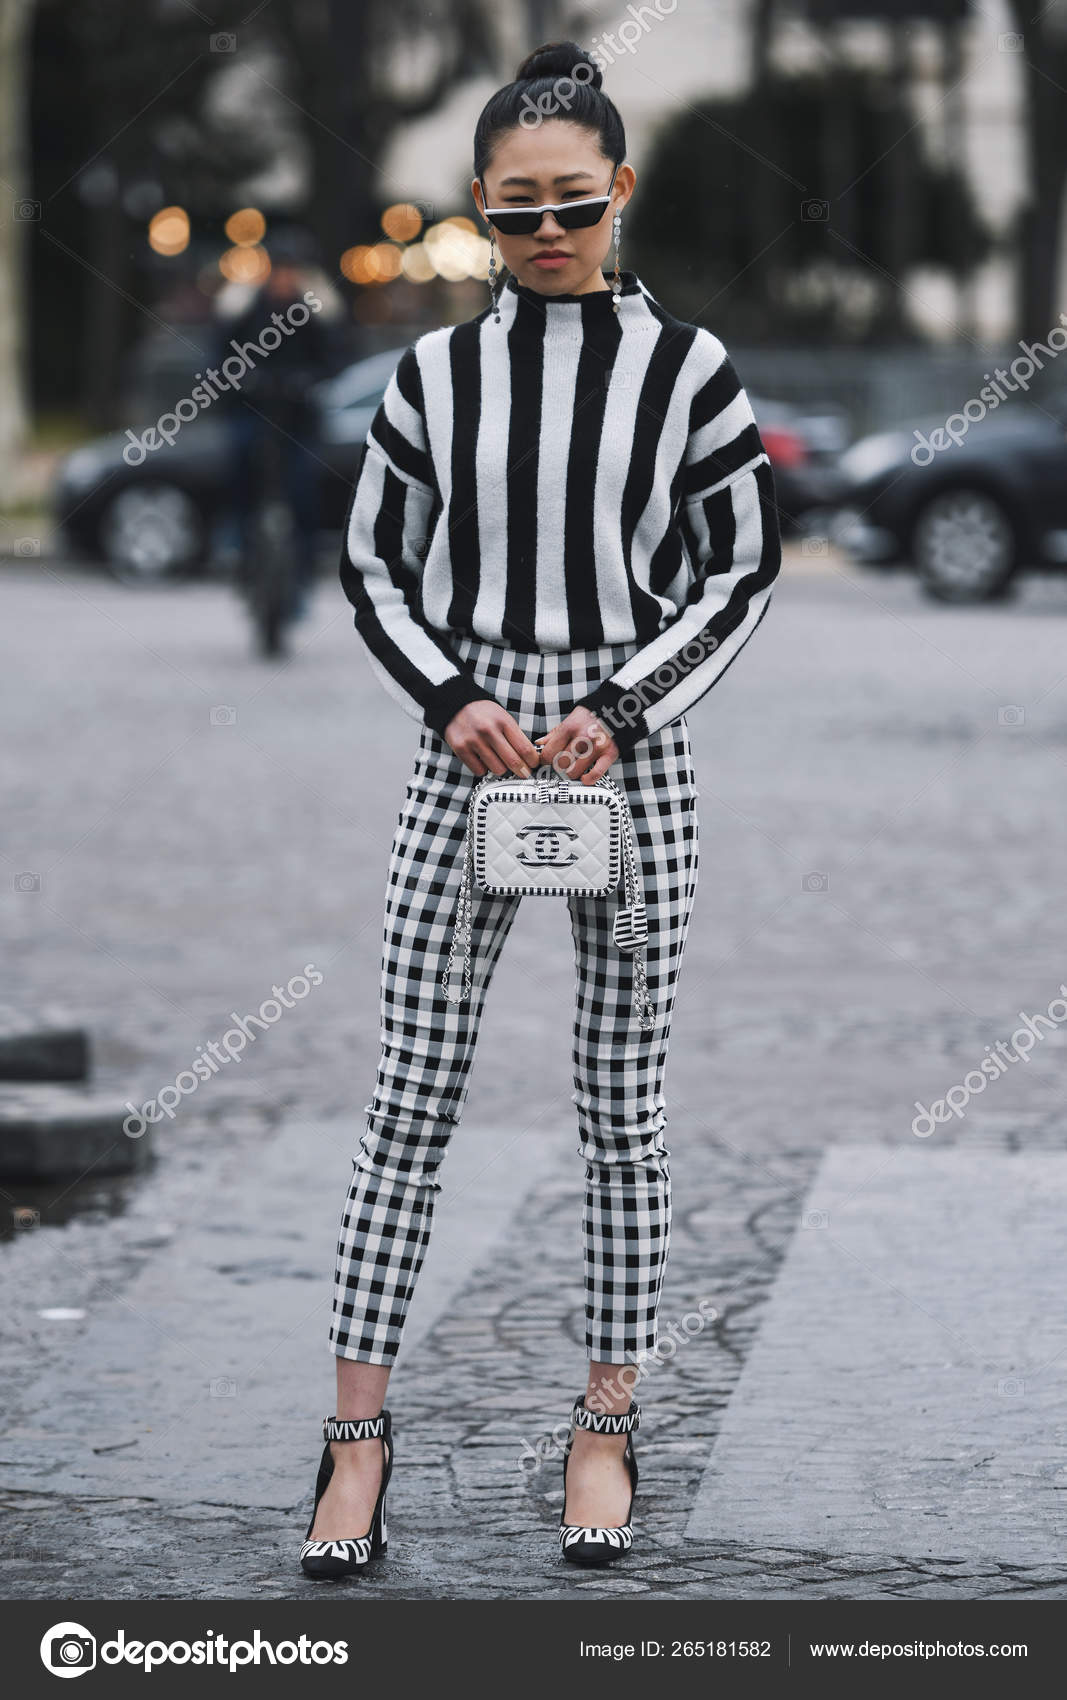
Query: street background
3 0 1067 1606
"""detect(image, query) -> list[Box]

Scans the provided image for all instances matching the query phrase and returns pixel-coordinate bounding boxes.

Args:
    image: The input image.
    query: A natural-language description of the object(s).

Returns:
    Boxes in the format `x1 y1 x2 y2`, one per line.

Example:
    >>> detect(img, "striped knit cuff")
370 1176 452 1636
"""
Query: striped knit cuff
423 672 499 739
574 679 650 756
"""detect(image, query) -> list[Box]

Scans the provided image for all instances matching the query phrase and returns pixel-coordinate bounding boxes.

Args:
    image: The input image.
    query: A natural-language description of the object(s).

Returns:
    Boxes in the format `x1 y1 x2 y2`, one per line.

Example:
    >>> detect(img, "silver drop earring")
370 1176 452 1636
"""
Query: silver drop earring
488 229 501 323
611 210 623 312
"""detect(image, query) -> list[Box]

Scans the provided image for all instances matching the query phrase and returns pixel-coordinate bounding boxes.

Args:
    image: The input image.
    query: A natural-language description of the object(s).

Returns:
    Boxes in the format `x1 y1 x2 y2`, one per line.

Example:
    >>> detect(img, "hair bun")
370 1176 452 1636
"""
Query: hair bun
515 40 603 92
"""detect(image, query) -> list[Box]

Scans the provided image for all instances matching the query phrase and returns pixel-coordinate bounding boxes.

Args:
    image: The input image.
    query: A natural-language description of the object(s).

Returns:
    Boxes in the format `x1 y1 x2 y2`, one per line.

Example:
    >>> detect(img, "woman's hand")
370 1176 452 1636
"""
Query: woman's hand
536 708 620 783
443 700 542 779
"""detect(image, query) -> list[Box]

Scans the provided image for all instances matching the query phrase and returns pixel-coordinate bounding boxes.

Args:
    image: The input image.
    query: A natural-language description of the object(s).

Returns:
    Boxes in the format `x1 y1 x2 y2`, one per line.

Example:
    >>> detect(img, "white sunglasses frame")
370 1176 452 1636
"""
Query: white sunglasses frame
478 162 622 232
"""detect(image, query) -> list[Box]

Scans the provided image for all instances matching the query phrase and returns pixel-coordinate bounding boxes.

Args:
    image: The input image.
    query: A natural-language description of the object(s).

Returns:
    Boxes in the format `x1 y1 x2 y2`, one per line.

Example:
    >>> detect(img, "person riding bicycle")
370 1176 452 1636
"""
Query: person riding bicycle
219 230 339 619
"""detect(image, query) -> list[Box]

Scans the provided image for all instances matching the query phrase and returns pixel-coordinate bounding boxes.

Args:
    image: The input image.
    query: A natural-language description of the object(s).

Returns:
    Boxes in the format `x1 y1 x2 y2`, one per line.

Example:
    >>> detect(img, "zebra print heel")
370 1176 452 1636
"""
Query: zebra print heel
558 1394 640 1566
299 1411 393 1580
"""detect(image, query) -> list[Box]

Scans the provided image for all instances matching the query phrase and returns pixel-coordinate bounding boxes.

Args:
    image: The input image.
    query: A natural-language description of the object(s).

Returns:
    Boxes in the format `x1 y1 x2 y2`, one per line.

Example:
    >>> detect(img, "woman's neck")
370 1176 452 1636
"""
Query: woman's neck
501 268 641 312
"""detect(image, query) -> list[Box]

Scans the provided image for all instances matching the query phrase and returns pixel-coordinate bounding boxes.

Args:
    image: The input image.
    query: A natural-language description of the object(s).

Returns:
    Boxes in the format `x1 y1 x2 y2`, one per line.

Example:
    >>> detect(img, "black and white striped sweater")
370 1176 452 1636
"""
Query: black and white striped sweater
339 268 782 754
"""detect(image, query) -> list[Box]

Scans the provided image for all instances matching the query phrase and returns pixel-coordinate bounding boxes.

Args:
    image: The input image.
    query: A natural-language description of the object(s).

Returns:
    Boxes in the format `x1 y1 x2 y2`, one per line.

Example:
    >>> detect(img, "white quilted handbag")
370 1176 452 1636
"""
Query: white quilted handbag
442 763 655 1030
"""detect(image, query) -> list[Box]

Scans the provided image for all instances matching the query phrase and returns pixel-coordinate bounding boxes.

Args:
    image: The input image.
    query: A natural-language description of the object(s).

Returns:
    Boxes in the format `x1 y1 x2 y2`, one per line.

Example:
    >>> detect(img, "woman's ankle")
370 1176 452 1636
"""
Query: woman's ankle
336 1359 391 1417
583 1368 639 1418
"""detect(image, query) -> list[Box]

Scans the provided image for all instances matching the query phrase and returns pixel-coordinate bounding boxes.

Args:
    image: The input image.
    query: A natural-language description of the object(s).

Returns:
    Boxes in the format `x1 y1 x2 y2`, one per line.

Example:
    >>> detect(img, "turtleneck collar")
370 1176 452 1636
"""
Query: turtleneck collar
497 268 647 332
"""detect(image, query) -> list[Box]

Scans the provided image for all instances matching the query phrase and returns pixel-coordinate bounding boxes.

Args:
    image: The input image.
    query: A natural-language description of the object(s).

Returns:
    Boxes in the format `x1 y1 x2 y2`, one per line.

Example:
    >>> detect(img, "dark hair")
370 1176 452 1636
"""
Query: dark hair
473 40 626 180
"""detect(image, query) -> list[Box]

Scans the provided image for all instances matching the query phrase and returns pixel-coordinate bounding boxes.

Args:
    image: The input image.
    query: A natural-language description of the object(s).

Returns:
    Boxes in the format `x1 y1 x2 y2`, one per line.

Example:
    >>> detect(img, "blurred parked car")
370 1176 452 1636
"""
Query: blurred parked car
748 394 851 537
51 348 402 581
830 390 1067 602
52 348 851 579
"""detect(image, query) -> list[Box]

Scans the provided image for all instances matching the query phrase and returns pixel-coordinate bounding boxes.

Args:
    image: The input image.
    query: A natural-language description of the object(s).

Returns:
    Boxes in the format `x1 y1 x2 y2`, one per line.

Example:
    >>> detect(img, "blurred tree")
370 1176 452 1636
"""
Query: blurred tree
1005 0 1067 336
31 0 260 427
0 0 32 504
755 0 1066 340
27 0 500 428
625 61 995 343
270 0 499 276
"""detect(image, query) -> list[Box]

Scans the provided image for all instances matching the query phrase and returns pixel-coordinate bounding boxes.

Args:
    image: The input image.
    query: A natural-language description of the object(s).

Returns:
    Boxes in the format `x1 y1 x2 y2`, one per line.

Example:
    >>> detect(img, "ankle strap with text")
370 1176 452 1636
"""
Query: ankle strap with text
573 1399 640 1434
323 1413 387 1441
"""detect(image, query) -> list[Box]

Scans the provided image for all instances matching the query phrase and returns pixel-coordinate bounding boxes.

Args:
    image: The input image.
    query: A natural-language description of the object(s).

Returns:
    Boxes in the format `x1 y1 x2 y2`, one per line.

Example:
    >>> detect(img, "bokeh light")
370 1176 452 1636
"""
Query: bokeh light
370 241 403 280
380 202 423 242
341 242 404 284
400 243 436 283
224 207 266 247
218 243 271 284
422 219 489 281
147 206 190 256
340 245 375 284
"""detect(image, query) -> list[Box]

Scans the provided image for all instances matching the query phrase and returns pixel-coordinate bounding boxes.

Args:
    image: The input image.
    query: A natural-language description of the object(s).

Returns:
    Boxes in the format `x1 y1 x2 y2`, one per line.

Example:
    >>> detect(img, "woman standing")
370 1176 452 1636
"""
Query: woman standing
299 39 782 1580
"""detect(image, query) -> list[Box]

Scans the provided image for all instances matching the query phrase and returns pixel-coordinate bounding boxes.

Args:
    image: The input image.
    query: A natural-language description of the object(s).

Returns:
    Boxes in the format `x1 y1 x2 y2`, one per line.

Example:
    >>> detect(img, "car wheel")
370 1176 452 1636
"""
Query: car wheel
99 484 205 583
912 488 1018 603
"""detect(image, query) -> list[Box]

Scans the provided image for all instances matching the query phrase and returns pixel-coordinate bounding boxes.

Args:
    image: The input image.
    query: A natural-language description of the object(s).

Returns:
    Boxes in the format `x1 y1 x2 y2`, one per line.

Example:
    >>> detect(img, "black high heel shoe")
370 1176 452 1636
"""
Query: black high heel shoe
299 1411 393 1580
558 1394 639 1565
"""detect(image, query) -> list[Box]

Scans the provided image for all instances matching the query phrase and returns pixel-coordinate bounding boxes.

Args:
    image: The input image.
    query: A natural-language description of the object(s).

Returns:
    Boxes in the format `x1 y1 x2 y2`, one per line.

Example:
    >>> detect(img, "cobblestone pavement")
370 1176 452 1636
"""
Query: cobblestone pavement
2 548 1067 1600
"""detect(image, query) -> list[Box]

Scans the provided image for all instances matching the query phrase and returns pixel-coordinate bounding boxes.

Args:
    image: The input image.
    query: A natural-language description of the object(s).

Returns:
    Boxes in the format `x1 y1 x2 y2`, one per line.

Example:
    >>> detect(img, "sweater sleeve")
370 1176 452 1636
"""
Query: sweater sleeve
574 334 782 755
339 344 498 737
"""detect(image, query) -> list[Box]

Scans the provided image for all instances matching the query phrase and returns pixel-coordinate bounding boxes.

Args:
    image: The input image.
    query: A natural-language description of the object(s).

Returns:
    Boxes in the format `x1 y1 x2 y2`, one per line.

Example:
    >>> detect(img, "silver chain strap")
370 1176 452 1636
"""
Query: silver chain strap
442 770 500 1008
442 793 479 1004
442 769 656 1031
603 773 656 1032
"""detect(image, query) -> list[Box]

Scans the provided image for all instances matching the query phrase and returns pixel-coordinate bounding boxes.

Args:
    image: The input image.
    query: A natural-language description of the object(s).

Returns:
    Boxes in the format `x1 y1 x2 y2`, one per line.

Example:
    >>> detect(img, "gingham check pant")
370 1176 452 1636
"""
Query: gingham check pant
329 637 700 1365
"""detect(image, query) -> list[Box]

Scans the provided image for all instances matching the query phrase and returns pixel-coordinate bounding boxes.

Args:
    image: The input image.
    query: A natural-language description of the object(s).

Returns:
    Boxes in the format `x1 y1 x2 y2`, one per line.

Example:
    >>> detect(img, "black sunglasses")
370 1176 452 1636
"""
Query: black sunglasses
478 162 621 236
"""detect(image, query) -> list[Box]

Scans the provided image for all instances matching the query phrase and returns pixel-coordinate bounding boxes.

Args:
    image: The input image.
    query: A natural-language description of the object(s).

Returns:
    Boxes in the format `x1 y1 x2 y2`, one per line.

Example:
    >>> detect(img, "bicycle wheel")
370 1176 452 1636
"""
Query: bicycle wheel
248 497 296 657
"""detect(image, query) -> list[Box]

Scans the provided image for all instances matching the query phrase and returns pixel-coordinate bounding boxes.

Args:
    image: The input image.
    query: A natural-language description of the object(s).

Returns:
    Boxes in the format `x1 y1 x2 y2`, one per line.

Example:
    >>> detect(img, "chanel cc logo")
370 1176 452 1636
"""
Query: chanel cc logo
514 820 579 867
